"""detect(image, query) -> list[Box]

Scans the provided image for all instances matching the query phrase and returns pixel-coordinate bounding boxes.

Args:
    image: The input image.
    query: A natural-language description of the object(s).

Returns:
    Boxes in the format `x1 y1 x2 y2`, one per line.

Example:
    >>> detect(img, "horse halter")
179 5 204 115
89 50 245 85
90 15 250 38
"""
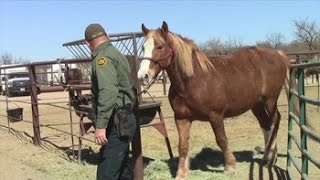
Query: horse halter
139 40 174 70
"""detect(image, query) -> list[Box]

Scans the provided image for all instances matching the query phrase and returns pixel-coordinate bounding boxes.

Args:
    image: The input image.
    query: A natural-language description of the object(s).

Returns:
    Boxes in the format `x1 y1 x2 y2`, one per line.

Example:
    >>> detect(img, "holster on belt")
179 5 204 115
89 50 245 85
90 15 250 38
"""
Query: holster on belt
114 102 133 137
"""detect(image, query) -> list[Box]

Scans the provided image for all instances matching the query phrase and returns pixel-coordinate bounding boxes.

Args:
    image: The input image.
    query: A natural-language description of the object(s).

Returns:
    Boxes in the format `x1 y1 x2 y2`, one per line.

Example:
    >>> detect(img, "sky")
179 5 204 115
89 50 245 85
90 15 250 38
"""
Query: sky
1 0 320 62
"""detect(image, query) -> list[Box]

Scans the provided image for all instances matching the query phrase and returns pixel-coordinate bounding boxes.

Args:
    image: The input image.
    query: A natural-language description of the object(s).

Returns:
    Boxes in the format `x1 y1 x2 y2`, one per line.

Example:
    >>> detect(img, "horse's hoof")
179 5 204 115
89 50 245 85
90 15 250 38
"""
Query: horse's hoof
224 169 236 176
254 146 265 154
175 171 187 180
224 166 236 176
263 150 278 167
175 176 187 180
263 156 277 167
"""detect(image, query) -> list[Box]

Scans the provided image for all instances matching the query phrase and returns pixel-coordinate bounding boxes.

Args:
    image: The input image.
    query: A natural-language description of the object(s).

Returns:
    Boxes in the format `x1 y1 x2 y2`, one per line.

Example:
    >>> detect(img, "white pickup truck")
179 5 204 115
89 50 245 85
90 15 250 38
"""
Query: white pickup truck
0 64 30 96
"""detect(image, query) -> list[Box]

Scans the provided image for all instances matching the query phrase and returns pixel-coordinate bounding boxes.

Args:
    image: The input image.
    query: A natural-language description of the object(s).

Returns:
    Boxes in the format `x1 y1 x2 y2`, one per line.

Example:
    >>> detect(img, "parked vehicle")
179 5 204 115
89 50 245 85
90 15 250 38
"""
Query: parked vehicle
0 64 30 96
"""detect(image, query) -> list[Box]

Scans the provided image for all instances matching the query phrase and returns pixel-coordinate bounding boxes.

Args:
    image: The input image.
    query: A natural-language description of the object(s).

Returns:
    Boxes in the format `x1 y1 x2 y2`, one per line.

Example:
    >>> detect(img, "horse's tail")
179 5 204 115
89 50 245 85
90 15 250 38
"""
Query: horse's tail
277 50 318 138
277 50 299 115
276 50 292 101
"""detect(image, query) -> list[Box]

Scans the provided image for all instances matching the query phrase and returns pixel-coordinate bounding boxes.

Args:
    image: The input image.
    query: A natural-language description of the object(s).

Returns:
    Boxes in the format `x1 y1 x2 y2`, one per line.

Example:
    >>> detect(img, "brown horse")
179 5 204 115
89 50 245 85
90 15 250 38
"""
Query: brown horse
60 66 83 98
59 66 84 116
137 21 290 179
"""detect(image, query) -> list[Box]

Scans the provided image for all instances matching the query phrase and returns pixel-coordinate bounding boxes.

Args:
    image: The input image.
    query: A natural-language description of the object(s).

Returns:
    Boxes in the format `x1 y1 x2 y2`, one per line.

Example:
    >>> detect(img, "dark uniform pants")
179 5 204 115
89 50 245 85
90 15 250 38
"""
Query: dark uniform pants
97 112 136 180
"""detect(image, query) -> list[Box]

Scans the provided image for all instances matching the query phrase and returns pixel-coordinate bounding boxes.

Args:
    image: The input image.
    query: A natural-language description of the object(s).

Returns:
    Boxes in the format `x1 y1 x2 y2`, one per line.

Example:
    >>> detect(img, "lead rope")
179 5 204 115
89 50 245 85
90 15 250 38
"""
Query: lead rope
137 78 157 102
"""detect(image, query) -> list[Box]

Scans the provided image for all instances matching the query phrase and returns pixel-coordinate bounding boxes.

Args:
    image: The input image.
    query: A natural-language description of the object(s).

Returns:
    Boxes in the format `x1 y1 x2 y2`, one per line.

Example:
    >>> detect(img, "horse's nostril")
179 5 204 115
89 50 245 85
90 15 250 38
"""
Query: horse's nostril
144 74 149 79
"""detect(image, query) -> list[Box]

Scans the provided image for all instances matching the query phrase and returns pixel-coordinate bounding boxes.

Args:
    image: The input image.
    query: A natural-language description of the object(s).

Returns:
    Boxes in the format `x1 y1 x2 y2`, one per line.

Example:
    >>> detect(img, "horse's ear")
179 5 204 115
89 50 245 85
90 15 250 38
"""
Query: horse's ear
161 21 169 34
141 23 149 36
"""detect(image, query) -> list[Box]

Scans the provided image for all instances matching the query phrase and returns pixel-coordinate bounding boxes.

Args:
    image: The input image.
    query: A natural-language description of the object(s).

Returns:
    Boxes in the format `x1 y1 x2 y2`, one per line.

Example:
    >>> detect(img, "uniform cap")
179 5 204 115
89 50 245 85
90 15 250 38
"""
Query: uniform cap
85 23 106 41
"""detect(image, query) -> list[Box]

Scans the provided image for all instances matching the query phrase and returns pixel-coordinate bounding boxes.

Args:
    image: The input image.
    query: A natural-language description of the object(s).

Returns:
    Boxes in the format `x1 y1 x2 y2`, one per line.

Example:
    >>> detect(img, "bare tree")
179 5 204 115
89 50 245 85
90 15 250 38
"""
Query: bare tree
286 40 309 53
0 52 13 65
256 41 273 48
256 33 286 50
266 33 286 48
222 38 243 54
199 38 223 55
15 57 31 64
199 37 243 56
293 18 320 50
0 52 30 65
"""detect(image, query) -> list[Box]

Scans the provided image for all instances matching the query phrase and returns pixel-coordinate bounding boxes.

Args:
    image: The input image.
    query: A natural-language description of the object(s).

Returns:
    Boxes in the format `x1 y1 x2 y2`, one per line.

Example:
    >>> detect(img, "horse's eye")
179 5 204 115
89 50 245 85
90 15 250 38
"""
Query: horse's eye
157 45 163 50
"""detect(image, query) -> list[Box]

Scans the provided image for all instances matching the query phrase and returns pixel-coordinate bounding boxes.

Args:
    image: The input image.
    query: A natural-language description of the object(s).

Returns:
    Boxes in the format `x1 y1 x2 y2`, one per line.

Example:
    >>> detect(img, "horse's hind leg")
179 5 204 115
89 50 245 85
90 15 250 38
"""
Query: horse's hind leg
251 103 271 151
252 100 280 166
175 118 192 180
209 112 236 172
264 99 281 166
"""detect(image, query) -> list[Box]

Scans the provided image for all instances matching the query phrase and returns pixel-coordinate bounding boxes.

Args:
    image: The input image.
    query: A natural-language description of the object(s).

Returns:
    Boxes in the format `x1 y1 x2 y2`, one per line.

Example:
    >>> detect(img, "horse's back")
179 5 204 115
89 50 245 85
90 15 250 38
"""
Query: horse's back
204 46 288 115
210 46 288 85
246 47 288 97
171 45 289 119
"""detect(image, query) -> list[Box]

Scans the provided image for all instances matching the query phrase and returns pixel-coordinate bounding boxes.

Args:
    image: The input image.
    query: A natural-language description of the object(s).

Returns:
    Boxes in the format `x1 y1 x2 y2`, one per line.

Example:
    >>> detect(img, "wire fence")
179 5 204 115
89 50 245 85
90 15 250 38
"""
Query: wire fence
0 88 176 162
0 95 95 161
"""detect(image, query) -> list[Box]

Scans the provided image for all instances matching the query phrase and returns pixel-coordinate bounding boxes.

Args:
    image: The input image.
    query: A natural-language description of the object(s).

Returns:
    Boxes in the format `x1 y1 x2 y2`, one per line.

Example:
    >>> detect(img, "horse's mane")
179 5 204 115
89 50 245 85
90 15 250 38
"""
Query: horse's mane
169 33 214 77
149 30 213 77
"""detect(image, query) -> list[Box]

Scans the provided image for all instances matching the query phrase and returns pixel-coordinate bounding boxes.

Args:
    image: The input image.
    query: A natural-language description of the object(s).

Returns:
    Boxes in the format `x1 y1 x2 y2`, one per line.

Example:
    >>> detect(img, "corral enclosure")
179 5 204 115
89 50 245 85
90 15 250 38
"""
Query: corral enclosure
0 32 320 179
0 83 319 179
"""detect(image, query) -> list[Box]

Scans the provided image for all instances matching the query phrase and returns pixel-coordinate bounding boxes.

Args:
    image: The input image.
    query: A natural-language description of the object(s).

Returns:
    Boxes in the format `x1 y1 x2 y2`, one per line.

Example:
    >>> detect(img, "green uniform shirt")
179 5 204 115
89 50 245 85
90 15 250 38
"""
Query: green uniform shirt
91 41 135 129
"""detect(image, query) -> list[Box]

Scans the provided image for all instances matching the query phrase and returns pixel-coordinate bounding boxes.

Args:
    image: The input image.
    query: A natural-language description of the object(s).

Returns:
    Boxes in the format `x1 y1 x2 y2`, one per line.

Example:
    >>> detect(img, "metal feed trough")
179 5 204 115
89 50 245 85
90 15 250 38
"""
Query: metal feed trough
62 32 173 179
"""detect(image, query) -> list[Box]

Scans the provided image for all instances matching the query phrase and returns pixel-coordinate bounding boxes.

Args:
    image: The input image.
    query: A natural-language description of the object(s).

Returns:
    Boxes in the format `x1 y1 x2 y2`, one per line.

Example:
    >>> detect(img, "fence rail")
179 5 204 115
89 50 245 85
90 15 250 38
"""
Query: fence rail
287 61 320 180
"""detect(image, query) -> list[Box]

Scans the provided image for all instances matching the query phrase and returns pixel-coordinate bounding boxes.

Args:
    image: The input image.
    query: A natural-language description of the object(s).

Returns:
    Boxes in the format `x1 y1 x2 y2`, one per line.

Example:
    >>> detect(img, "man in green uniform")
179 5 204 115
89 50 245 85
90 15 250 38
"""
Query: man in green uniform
85 23 137 180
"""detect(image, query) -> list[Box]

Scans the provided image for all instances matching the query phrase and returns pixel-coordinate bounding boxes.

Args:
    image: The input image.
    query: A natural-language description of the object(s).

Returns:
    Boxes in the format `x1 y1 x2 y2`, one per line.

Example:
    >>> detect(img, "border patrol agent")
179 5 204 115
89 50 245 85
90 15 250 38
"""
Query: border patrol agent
85 23 137 180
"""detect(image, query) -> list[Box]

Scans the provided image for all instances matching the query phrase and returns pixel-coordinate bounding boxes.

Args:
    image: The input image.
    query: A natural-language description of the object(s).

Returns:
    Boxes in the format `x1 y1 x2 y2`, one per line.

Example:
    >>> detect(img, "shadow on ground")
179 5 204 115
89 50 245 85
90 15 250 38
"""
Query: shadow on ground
2 128 289 179
162 147 254 177
249 158 288 180
148 147 289 179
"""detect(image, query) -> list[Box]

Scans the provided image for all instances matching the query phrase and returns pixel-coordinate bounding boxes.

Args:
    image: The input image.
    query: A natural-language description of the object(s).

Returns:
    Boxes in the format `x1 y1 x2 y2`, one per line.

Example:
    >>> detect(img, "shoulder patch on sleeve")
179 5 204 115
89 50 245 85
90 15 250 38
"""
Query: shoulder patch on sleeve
96 57 107 67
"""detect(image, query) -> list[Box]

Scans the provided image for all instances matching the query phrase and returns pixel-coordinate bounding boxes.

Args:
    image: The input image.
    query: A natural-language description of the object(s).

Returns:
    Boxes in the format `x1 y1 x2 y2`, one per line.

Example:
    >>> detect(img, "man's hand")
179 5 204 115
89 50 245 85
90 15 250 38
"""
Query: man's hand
95 128 108 145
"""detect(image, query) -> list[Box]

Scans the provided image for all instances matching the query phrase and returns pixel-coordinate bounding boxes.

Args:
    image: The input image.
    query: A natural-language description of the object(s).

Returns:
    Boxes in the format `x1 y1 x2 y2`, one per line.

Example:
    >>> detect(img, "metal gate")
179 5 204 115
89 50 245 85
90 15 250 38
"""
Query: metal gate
287 61 320 179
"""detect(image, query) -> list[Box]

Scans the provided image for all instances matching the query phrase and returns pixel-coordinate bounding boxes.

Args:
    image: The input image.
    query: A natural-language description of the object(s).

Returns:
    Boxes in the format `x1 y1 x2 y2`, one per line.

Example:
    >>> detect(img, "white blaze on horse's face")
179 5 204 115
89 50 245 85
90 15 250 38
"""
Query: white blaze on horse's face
137 37 156 84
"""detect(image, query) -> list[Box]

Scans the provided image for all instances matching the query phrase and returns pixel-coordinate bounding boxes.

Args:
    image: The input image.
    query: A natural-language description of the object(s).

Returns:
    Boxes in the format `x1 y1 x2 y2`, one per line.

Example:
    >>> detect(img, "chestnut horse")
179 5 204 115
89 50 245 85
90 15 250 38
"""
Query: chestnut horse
137 21 290 179
58 66 83 116
58 66 83 98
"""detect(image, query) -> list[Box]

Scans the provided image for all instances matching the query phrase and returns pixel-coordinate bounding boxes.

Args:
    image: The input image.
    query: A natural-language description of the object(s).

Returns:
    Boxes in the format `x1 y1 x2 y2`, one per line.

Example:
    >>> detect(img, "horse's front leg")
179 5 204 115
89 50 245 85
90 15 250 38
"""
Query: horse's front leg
209 112 236 172
175 118 192 180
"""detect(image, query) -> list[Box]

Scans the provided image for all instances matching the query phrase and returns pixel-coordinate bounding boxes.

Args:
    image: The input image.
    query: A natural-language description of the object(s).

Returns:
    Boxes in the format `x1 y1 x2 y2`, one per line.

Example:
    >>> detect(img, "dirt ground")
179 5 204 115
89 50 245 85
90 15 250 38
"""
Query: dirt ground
0 83 170 180
0 129 52 180
0 82 319 180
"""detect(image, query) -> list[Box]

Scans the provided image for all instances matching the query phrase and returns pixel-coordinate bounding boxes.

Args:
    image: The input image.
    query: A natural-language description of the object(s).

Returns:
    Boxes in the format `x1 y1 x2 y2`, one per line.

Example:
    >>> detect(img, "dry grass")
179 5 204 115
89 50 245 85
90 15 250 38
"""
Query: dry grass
0 82 319 180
